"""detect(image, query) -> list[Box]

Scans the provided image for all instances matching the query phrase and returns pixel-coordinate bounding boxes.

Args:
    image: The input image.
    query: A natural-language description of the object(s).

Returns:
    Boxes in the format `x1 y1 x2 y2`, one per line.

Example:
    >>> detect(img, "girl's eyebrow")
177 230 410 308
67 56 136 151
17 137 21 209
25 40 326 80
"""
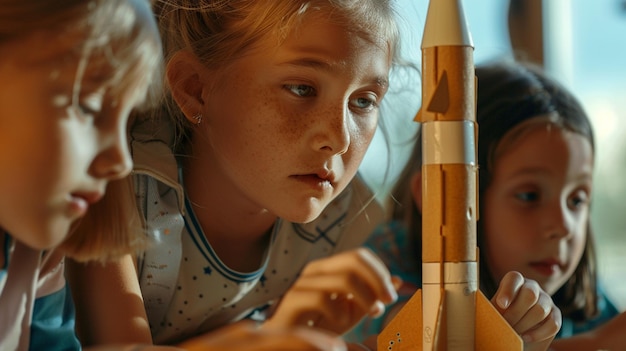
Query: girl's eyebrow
503 167 552 181
507 167 594 183
283 57 334 70
375 77 389 89
281 57 389 89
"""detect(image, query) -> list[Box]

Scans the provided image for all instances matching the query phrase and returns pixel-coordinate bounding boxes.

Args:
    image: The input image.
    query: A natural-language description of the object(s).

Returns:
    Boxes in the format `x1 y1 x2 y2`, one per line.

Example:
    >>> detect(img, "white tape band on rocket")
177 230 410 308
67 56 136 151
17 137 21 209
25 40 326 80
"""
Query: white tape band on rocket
422 120 476 165
422 261 478 285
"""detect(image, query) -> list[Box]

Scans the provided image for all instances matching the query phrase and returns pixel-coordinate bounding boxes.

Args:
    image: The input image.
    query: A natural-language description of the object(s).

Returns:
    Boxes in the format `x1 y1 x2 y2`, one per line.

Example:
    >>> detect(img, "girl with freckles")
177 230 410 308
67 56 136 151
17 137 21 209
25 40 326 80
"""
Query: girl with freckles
70 1 400 349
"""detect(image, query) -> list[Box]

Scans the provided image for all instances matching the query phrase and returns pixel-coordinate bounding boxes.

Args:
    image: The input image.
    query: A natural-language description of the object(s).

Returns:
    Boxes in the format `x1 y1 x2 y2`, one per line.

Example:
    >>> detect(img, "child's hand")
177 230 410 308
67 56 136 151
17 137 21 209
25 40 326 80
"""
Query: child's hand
491 271 562 351
179 321 347 351
263 248 401 335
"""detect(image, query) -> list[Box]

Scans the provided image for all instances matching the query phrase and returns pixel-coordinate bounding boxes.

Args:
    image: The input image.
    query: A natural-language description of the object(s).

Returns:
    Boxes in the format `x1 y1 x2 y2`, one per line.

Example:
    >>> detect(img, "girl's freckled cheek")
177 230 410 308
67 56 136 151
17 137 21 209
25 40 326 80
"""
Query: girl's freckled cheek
270 95 303 140
286 110 314 141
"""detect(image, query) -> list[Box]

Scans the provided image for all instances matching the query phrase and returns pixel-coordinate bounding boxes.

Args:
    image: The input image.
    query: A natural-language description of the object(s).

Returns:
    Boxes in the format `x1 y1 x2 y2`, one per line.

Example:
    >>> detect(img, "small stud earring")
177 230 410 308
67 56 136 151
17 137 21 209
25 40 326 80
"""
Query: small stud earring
192 113 203 124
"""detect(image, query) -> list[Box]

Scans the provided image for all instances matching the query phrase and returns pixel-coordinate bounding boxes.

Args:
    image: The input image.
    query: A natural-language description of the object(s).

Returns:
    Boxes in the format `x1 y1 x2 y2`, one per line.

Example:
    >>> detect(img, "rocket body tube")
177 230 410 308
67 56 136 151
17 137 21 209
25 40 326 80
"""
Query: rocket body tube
376 1 523 349
418 3 478 349
419 44 478 350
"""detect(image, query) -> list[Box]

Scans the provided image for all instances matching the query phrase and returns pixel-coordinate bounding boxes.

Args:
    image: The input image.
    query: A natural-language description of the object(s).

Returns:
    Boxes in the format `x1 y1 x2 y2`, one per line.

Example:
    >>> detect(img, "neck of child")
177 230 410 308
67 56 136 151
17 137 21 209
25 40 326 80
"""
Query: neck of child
182 156 277 272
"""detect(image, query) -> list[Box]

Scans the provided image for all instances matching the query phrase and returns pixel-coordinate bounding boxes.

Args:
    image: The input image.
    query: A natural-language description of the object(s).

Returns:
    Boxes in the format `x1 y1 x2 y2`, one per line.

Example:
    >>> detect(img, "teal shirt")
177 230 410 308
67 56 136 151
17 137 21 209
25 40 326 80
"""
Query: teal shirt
30 284 81 351
558 292 619 338
1 234 81 350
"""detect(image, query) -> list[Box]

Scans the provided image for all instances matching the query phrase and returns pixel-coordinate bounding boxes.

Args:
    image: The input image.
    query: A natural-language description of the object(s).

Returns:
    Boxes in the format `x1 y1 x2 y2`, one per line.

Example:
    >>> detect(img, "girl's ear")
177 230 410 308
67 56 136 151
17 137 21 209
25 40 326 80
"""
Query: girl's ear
166 50 208 123
410 171 423 213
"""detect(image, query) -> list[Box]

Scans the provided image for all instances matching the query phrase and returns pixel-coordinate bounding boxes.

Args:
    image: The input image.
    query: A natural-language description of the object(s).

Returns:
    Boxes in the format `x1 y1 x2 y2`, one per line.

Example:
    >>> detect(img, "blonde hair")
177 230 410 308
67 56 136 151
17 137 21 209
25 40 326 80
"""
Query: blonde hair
151 0 401 150
34 0 164 262
63 177 145 262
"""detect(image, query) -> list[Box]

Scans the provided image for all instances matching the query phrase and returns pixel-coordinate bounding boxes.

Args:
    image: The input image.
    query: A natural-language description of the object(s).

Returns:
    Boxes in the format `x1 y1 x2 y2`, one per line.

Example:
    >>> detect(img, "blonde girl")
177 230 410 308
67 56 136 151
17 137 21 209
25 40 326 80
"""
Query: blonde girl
0 0 161 349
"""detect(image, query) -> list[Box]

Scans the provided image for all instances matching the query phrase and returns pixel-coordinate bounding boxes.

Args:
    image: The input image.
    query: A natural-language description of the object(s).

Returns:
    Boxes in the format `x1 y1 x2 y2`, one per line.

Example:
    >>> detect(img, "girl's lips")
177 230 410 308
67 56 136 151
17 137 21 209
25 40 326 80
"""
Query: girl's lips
73 191 104 205
291 168 336 190
68 195 89 217
314 169 335 184
291 174 333 190
67 191 103 217
529 260 563 276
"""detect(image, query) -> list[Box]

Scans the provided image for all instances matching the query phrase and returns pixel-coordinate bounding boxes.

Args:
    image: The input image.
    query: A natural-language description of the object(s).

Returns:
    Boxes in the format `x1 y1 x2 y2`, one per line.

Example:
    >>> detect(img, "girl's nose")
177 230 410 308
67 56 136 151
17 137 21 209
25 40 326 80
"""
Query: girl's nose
91 127 133 181
544 200 571 239
313 104 351 155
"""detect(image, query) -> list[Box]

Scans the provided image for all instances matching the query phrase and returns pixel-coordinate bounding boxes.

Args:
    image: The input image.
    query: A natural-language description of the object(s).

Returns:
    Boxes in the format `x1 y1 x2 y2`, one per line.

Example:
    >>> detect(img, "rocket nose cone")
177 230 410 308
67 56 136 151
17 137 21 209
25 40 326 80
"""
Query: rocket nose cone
422 0 474 48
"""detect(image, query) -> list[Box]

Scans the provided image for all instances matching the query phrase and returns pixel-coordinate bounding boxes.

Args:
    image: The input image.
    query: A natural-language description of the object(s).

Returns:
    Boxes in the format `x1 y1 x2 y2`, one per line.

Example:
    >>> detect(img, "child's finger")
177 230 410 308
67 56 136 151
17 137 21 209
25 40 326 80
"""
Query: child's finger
281 266 392 331
290 270 377 312
300 248 398 303
519 307 562 351
491 271 525 310
513 290 554 335
283 288 354 330
503 279 542 327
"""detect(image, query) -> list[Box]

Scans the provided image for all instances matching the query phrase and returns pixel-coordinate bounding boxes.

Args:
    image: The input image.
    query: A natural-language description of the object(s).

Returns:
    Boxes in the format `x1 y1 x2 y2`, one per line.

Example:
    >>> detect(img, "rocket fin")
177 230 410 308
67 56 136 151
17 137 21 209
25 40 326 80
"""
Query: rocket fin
377 289 423 350
426 70 450 114
432 288 447 351
414 108 423 122
475 290 523 349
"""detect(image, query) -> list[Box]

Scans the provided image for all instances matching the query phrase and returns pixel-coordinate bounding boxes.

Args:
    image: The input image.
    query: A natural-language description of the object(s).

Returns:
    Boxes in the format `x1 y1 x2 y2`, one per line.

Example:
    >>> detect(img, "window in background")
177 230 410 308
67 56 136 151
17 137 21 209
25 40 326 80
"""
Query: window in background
547 0 626 309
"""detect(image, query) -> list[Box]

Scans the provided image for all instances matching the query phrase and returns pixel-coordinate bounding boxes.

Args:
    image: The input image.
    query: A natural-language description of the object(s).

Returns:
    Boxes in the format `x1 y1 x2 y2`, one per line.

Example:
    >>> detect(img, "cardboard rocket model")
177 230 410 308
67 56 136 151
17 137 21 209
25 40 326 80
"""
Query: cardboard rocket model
377 0 523 350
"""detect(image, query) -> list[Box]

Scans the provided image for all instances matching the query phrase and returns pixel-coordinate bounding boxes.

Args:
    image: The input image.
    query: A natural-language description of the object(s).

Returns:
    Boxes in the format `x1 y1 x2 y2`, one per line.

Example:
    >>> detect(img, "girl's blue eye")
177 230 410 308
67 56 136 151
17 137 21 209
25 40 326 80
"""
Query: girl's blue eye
285 84 316 97
515 191 539 202
353 97 376 109
348 94 379 114
568 190 590 209
569 197 582 208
